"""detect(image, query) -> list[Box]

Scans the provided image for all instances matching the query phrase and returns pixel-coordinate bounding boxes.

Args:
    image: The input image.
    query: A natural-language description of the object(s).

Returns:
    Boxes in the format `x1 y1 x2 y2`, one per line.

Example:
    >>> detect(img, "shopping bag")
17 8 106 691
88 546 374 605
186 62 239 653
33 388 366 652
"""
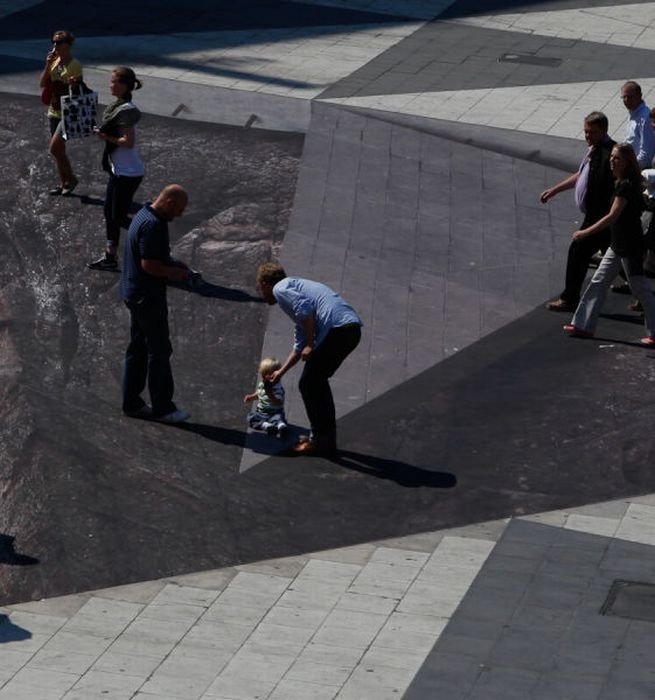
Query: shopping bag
61 82 97 140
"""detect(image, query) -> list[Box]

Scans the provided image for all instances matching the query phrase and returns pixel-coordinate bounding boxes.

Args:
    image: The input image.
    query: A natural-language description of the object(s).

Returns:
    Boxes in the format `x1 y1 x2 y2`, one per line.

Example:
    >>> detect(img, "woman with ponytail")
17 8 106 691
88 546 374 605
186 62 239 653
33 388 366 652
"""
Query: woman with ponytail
88 67 144 271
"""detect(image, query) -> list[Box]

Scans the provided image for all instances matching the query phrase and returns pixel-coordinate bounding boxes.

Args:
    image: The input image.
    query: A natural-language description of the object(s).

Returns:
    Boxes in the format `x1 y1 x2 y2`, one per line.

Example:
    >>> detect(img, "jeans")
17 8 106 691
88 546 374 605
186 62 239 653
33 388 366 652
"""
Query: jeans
299 324 361 449
571 247 655 336
105 174 142 248
561 229 610 304
248 410 287 431
122 297 176 416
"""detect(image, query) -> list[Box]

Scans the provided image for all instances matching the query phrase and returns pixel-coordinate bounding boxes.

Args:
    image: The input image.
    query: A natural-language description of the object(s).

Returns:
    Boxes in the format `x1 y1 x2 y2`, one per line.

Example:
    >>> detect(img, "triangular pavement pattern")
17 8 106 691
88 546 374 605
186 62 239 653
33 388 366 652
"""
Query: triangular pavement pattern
319 20 655 100
315 2 655 139
239 101 582 471
5 282 655 604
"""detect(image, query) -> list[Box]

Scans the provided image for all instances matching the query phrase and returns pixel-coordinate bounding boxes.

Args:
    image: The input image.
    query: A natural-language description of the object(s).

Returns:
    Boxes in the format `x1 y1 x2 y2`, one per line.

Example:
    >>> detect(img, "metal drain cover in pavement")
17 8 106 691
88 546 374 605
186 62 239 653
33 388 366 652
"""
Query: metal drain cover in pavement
499 53 561 67
600 580 655 622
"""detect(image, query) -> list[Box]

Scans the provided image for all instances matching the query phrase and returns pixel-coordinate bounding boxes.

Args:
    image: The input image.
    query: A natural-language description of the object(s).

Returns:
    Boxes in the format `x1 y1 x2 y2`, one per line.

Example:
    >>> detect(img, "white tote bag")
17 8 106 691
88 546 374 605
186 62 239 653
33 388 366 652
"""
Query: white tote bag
61 83 98 140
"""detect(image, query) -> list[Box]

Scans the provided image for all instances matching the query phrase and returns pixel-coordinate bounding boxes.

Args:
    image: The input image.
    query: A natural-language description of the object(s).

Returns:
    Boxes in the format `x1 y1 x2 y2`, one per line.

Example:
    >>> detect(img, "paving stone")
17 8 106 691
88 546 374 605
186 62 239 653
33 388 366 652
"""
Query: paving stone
203 671 277 700
27 647 98 676
468 665 542 700
0 683 66 700
89 649 163 679
269 678 341 699
284 657 353 686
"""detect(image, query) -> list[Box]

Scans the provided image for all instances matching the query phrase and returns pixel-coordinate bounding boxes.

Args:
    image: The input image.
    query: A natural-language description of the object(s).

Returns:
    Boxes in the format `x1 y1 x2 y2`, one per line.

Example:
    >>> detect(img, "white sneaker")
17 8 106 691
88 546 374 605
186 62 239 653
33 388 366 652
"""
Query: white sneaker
261 421 276 435
277 422 288 436
154 409 191 424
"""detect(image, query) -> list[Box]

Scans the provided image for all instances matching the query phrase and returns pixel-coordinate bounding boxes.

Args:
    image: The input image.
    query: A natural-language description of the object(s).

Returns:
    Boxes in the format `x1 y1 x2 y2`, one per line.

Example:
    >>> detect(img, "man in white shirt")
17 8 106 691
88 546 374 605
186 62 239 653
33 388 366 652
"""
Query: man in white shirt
621 81 655 168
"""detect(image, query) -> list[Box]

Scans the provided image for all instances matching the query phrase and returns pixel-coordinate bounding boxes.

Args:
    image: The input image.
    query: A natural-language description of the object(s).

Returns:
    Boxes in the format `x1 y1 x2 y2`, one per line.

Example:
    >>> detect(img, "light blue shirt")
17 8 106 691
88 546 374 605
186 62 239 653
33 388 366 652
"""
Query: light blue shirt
624 101 655 168
273 277 362 353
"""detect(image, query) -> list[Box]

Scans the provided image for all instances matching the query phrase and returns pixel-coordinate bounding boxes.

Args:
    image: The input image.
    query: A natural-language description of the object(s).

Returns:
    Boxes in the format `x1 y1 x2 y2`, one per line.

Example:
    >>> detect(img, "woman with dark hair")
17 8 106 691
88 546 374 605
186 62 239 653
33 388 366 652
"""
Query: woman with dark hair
88 67 144 271
565 142 655 344
39 29 82 196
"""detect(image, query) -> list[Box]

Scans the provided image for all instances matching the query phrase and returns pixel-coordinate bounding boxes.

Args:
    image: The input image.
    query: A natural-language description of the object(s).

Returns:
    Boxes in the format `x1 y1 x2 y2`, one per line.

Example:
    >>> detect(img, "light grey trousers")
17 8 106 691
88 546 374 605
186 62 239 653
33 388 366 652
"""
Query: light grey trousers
570 247 655 337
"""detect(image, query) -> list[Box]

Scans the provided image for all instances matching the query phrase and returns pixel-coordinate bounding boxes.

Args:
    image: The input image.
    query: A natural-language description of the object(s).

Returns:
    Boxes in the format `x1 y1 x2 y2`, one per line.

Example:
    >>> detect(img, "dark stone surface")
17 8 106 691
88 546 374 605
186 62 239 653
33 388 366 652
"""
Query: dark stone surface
405 520 655 700
4 89 655 611
0 0 411 42
0 92 303 604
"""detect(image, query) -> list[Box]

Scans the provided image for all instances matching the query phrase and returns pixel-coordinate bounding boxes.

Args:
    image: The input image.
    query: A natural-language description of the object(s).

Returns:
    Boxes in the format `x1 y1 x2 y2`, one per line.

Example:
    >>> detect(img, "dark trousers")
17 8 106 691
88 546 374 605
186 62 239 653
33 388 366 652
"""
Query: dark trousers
122 298 176 416
299 324 361 449
561 228 610 304
105 174 142 248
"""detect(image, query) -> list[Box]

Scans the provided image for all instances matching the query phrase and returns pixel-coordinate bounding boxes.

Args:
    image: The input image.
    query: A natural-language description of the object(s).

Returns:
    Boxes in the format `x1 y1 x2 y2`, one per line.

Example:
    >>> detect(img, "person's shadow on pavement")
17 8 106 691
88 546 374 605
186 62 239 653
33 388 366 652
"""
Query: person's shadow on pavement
175 422 247 447
0 615 32 644
168 275 263 302
0 534 39 566
329 450 457 488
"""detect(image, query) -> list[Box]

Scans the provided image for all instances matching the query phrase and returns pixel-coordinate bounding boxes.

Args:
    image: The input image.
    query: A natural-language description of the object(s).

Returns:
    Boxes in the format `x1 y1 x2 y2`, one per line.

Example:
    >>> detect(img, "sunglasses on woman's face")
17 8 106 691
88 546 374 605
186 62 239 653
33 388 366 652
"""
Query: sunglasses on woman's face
52 39 68 45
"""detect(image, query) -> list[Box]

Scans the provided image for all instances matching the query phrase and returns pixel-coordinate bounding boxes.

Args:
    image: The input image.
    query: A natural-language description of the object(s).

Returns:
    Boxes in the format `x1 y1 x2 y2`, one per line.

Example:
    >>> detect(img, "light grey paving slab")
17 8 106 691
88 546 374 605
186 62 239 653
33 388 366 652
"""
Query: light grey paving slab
311 620 382 650
262 604 329 630
202 602 269 627
284 656 353 685
0 683 67 700
271 678 341 700
89 649 163 679
7 667 79 695
138 657 217 699
308 542 376 566
297 641 364 668
62 668 143 698
181 621 253 654
203 671 278 700
27 647 98 676
235 554 308 578
148 583 221 607
5 595 90 619
42 630 116 657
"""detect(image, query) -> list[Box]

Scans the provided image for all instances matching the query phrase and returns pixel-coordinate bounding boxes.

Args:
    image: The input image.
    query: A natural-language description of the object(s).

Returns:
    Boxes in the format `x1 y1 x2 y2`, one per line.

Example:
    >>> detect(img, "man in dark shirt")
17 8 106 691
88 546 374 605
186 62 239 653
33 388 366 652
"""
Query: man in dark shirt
541 111 616 312
120 184 192 423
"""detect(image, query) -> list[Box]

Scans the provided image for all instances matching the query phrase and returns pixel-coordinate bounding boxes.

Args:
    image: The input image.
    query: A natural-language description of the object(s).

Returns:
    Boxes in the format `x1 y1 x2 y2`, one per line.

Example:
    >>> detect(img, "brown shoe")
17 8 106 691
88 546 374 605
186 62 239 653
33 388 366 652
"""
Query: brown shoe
546 298 576 312
291 439 336 456
629 300 643 312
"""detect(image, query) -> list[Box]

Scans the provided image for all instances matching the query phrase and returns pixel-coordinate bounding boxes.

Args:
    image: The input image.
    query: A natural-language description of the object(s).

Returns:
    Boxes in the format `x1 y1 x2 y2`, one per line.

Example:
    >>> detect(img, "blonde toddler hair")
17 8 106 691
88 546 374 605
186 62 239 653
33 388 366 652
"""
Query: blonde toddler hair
259 357 281 377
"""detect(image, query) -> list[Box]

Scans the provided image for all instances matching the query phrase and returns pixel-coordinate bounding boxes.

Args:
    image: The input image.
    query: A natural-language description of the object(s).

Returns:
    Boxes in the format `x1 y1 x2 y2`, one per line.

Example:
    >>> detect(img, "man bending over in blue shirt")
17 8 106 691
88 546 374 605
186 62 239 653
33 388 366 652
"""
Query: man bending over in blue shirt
257 262 362 456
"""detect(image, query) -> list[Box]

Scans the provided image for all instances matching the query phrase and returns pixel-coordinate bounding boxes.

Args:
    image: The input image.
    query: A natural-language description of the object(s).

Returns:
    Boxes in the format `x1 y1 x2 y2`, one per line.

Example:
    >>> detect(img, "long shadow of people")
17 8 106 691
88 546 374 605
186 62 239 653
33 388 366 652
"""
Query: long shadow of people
175 421 308 457
0 534 39 566
0 615 32 644
328 450 457 488
78 194 105 207
168 276 263 302
174 421 248 447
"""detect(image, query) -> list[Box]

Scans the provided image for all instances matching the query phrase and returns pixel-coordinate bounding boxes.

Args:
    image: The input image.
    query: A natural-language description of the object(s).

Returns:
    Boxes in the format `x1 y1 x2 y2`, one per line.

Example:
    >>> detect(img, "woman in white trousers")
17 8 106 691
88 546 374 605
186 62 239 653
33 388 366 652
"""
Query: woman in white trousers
565 142 655 345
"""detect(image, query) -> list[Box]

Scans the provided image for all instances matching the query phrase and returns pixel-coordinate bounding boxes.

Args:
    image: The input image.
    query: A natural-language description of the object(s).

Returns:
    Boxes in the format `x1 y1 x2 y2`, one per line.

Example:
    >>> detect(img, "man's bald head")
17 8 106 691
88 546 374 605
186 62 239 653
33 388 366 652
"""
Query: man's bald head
153 184 188 220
